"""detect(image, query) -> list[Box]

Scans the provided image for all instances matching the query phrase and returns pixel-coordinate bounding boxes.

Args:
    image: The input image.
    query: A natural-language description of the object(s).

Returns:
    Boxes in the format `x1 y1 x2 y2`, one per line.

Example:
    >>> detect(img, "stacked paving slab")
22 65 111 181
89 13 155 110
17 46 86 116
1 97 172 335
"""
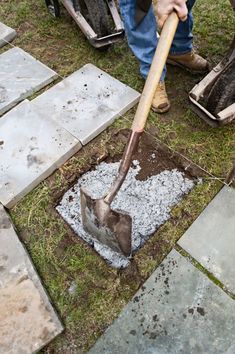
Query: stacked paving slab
0 42 140 353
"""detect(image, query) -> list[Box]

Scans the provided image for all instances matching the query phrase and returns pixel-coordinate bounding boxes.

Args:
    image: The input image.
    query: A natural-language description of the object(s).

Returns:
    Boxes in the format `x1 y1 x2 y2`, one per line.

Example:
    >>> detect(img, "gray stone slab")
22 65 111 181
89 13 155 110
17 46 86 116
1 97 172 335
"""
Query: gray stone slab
31 63 140 145
0 204 63 353
89 249 235 354
0 23 16 47
178 186 235 294
0 100 81 208
0 47 58 115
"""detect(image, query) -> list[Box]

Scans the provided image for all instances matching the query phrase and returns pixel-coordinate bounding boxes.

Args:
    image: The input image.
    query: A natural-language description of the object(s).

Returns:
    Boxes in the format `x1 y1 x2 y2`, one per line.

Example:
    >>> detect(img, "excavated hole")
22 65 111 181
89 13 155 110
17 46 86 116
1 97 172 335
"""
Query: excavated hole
55 130 204 268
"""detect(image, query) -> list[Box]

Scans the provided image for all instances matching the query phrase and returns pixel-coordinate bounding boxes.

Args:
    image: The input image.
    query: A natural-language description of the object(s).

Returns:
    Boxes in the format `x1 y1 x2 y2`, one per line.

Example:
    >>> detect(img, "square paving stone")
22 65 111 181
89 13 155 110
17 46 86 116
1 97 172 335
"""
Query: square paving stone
0 204 63 353
178 186 235 294
0 22 16 47
0 100 81 208
89 249 235 354
0 47 58 115
31 63 140 145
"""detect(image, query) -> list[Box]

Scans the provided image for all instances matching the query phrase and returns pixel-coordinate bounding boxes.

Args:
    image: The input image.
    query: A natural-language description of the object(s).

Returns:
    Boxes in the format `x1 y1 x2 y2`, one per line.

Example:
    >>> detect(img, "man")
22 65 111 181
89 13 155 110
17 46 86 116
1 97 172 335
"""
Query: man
119 0 209 113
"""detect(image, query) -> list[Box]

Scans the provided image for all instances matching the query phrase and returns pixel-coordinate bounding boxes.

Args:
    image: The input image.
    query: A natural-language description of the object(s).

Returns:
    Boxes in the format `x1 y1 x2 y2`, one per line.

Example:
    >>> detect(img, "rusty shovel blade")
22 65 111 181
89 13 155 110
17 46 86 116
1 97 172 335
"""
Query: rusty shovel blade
80 187 132 256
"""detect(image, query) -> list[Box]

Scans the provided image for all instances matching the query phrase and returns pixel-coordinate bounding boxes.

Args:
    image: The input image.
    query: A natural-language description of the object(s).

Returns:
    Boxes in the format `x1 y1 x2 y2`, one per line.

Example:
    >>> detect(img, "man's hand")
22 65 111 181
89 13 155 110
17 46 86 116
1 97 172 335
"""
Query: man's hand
156 0 188 28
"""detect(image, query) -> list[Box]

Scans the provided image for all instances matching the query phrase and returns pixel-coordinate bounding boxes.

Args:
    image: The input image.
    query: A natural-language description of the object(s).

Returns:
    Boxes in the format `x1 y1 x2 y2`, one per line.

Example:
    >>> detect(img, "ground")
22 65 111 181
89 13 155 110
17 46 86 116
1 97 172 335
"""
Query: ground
0 0 234 353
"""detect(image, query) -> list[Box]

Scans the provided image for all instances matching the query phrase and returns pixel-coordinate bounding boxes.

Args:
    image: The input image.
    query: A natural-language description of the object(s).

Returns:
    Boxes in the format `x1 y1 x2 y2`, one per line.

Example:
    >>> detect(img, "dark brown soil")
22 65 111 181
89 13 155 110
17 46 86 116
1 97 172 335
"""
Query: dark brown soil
50 126 206 257
49 126 206 210
106 128 205 181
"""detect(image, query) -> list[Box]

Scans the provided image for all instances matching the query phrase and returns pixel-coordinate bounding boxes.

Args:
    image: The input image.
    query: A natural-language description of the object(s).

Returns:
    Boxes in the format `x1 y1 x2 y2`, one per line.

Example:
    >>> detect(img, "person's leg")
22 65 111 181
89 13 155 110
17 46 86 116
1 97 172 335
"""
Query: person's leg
170 0 196 54
119 0 166 81
168 0 208 72
119 0 170 113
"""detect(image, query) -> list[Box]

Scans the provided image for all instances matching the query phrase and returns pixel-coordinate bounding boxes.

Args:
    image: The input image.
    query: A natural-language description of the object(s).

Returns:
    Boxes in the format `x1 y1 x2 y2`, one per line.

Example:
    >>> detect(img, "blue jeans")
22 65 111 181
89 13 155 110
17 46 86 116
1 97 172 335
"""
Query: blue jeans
119 0 196 80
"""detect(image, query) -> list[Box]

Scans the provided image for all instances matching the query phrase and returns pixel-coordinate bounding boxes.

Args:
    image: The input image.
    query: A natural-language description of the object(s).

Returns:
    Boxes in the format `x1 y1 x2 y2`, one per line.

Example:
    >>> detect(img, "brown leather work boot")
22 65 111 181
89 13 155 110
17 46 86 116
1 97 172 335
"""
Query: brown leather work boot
167 51 209 73
152 81 170 114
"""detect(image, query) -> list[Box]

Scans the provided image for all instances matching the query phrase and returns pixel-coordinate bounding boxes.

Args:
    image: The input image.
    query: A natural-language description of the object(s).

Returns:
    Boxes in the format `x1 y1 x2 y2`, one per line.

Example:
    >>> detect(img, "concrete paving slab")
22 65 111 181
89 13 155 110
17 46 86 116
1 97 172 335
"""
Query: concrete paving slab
0 100 81 208
0 204 63 353
178 186 235 294
0 47 58 116
0 22 16 47
31 63 140 145
89 249 235 354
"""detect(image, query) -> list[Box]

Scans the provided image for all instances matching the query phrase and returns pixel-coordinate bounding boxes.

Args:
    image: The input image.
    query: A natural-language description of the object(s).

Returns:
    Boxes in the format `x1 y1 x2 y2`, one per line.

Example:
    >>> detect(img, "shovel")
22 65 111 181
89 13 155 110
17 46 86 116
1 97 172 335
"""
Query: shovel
80 12 179 256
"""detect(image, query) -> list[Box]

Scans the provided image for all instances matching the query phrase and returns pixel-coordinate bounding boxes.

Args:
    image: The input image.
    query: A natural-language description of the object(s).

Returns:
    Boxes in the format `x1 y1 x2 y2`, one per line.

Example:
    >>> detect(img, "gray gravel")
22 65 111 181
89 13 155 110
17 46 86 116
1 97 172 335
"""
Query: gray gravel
56 161 194 268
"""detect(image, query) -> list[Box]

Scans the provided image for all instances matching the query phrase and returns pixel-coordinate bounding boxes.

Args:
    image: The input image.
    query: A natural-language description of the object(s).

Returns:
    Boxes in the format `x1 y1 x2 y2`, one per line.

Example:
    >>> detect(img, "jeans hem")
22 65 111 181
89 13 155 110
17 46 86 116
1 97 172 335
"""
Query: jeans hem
169 49 192 55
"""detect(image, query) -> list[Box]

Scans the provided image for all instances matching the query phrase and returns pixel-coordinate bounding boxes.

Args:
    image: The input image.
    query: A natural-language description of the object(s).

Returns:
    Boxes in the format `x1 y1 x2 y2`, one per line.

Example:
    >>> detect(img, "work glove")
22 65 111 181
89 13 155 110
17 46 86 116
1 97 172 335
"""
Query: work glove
156 0 188 28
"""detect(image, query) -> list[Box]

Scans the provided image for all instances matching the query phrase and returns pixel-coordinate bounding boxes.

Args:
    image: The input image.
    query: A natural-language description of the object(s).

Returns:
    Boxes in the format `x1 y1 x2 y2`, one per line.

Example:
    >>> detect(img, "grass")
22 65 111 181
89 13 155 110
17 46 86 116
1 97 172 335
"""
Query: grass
10 128 222 353
0 0 234 352
175 245 235 300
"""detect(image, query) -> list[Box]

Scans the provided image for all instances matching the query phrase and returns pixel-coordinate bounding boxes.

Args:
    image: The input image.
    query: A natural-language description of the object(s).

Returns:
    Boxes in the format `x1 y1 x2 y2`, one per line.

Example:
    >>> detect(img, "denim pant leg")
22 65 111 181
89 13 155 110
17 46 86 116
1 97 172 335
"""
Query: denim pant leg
119 0 166 81
170 0 196 54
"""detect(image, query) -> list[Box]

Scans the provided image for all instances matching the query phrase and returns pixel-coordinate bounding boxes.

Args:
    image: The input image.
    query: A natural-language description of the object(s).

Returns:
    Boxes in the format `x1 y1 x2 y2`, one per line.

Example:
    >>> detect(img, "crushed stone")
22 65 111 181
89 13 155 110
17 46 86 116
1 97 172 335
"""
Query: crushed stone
56 161 194 268
68 281 77 295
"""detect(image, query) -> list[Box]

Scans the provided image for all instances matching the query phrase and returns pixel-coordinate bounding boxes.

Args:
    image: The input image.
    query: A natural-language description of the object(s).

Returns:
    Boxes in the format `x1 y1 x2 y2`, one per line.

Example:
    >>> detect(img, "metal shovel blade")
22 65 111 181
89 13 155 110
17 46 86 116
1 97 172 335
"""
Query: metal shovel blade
80 188 132 256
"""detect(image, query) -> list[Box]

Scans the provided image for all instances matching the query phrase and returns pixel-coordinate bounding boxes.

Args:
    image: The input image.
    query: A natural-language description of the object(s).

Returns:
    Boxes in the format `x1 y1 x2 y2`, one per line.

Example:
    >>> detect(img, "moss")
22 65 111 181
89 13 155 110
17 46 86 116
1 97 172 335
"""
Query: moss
176 246 235 300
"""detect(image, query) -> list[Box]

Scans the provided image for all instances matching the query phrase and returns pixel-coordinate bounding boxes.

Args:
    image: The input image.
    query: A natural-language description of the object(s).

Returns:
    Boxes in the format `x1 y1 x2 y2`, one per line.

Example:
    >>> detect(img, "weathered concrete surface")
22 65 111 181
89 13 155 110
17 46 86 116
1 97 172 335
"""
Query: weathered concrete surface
0 22 16 47
178 186 235 294
89 249 235 354
0 100 81 208
31 63 140 145
0 204 63 353
0 47 58 115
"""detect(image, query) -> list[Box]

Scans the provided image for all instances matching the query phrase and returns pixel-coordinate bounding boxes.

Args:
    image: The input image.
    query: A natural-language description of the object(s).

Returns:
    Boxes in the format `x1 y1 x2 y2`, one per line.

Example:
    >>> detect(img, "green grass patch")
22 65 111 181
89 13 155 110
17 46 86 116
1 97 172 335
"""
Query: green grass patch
0 0 234 351
10 121 222 352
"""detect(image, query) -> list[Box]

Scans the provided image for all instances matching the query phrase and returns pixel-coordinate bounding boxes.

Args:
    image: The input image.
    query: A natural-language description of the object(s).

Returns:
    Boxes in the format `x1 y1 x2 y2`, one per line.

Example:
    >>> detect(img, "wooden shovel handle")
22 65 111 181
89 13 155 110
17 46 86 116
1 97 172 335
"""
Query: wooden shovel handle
132 12 179 131
104 12 179 205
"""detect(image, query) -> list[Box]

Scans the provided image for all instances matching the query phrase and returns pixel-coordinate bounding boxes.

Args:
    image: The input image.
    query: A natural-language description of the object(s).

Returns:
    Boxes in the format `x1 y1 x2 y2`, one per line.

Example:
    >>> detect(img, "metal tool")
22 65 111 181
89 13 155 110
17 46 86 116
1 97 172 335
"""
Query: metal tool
45 0 124 49
80 12 180 256
189 36 235 127
189 0 235 127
